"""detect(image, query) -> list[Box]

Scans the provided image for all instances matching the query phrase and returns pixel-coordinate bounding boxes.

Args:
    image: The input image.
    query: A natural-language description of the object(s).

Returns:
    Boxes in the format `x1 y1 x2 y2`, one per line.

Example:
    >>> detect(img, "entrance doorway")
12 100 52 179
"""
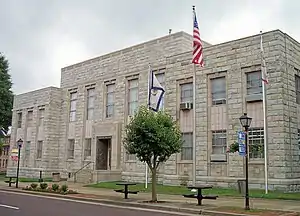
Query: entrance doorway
96 137 112 170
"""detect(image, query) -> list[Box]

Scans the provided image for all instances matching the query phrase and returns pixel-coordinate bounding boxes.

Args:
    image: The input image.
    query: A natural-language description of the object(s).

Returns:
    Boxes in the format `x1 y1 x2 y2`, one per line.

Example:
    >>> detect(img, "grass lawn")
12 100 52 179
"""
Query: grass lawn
0 175 52 183
0 173 6 181
19 177 52 182
86 181 300 201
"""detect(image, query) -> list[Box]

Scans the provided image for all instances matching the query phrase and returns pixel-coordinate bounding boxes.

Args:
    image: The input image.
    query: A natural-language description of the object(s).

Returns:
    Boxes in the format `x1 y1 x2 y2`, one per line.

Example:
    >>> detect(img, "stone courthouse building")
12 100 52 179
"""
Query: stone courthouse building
7 29 300 190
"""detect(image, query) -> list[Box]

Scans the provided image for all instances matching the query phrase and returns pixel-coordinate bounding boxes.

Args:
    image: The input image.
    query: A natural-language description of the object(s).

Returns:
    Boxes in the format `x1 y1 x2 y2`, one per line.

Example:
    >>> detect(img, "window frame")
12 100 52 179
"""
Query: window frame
106 83 115 118
246 71 262 95
180 83 193 103
211 77 226 105
69 92 77 122
181 132 193 161
128 78 139 116
211 130 227 154
86 88 95 120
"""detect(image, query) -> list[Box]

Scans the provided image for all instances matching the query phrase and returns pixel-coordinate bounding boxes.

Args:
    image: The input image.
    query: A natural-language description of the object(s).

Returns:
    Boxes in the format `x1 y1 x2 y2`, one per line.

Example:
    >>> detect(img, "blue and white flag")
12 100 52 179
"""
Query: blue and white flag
148 66 165 112
0 127 7 136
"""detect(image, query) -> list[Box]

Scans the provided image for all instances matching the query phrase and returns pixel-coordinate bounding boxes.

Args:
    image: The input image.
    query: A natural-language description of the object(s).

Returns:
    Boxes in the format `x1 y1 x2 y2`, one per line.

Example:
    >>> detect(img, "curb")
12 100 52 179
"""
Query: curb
0 187 276 216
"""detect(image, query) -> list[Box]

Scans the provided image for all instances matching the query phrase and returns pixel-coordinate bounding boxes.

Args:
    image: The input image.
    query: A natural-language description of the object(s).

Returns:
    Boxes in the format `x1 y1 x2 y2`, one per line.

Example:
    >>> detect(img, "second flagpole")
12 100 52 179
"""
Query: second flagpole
192 5 197 186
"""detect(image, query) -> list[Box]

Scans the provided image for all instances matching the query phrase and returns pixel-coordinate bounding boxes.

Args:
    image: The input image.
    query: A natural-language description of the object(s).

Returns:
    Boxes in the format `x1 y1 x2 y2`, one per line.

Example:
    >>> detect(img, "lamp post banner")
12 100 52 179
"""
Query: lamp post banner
11 148 19 161
238 131 246 157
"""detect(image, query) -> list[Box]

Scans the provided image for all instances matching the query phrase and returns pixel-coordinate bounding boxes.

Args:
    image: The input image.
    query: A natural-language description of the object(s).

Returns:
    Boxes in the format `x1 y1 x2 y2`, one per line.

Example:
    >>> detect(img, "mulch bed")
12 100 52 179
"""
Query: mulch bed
211 206 299 216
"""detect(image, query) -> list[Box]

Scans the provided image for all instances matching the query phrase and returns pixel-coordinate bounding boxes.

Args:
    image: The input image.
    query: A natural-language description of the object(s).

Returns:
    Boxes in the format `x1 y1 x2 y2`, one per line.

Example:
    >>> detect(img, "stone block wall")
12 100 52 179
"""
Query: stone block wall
7 87 62 177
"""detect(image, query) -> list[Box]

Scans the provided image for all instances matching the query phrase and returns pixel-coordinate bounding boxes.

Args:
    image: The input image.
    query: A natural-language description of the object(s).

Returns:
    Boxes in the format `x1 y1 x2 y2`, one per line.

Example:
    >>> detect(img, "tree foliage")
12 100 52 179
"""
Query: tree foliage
123 106 182 201
0 53 13 130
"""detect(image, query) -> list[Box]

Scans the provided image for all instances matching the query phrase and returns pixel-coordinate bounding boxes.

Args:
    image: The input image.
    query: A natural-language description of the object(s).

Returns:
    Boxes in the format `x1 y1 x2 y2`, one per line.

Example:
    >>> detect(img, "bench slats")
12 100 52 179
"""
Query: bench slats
203 195 218 199
114 189 139 194
5 180 16 183
183 194 218 199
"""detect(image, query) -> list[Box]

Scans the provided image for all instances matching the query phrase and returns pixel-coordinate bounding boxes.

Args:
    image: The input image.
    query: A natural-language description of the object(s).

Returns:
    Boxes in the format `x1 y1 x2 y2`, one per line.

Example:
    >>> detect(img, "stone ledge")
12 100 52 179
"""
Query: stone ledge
0 187 258 216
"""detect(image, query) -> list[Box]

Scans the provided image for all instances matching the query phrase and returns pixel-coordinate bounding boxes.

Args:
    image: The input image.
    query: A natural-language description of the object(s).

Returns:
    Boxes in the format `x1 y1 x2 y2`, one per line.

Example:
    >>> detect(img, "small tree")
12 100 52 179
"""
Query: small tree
123 106 182 202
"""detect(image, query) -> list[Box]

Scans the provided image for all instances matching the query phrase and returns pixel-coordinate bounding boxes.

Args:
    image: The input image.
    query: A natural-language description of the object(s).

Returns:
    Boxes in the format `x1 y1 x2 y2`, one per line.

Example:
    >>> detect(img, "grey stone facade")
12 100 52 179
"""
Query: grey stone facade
7 30 300 191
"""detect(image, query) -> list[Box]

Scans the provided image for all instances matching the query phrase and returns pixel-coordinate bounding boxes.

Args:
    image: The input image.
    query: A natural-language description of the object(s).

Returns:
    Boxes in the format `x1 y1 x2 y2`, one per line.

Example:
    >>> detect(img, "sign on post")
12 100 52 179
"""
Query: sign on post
238 131 246 157
11 148 18 161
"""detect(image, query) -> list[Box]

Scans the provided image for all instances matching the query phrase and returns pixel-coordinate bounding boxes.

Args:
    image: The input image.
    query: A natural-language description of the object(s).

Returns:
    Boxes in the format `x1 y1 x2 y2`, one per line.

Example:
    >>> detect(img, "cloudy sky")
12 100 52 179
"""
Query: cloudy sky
1 0 299 94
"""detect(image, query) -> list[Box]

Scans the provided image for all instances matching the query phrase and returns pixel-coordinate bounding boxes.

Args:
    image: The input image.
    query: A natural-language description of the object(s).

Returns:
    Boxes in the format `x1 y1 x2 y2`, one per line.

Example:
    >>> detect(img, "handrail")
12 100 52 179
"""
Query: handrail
71 161 94 178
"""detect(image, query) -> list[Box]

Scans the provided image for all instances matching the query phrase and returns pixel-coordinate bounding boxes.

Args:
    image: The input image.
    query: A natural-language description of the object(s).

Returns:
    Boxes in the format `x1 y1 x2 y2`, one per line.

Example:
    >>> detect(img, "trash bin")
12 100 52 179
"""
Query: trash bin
237 179 246 195
52 172 60 182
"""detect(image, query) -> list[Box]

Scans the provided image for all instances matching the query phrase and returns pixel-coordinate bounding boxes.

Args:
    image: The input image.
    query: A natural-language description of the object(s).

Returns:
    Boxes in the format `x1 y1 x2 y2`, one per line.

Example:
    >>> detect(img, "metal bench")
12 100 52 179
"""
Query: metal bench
5 177 16 187
114 182 139 199
184 185 218 205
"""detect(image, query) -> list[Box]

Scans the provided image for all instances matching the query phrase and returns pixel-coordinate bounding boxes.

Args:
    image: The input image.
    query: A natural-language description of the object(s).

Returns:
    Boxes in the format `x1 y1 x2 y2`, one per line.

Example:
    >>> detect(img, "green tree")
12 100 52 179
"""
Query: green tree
0 53 14 130
123 106 182 202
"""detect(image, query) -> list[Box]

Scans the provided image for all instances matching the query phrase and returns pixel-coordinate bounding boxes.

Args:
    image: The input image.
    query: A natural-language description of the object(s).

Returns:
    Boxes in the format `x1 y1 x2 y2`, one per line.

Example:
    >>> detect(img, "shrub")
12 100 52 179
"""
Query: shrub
61 184 68 192
40 183 48 190
51 184 59 191
30 183 38 189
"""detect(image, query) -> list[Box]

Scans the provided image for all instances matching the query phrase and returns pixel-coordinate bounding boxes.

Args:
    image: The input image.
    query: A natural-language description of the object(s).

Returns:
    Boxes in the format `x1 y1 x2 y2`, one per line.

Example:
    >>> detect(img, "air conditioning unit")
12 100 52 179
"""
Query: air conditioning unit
180 102 193 110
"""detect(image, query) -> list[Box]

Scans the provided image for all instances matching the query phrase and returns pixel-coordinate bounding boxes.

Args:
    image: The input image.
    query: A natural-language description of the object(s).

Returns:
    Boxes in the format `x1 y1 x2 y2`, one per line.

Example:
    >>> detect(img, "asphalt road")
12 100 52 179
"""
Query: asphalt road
0 191 189 216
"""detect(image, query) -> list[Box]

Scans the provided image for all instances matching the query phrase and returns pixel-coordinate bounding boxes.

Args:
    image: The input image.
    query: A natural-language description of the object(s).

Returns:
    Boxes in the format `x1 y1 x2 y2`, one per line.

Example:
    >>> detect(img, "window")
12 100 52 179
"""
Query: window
106 84 115 118
38 108 45 126
212 130 227 154
25 141 31 166
27 110 33 127
180 83 193 103
298 129 300 160
211 77 226 105
69 92 77 122
17 112 22 128
87 88 95 120
154 71 165 110
295 75 300 104
67 139 75 159
128 79 139 116
181 132 193 160
84 138 92 159
246 71 262 95
249 128 264 159
36 141 43 159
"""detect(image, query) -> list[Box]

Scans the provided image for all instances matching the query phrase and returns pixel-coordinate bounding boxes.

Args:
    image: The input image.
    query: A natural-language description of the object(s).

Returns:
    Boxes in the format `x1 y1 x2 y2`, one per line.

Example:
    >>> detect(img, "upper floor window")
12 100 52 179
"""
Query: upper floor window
27 110 33 127
87 88 95 120
38 108 45 127
69 92 77 122
128 79 139 116
17 112 22 128
106 84 115 118
180 83 193 103
211 77 226 105
295 75 300 104
246 71 262 95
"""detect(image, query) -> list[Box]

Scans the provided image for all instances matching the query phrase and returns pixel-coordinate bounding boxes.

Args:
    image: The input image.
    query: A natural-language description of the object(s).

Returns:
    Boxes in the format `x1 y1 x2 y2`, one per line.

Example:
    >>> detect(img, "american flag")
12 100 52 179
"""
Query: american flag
192 6 204 66
260 31 268 84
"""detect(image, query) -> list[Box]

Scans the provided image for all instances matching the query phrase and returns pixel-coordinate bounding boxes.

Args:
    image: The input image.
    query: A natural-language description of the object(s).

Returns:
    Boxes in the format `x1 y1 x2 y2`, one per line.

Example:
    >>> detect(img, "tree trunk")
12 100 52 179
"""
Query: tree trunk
151 168 157 202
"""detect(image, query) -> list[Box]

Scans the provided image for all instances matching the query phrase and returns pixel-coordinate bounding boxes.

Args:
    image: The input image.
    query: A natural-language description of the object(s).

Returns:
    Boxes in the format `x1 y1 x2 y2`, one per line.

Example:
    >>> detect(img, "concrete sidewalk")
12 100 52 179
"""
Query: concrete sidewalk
2 181 300 212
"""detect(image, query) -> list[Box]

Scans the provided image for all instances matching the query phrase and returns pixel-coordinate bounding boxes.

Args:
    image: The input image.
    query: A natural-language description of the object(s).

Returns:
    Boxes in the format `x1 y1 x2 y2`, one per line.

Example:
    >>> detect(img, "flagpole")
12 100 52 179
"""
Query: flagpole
192 5 197 186
144 64 152 189
261 31 269 194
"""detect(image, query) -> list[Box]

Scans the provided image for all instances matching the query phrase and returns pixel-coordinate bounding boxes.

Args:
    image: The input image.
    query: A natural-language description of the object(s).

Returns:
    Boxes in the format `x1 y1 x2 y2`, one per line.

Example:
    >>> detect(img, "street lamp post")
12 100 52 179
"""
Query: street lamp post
16 138 23 188
239 113 252 210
